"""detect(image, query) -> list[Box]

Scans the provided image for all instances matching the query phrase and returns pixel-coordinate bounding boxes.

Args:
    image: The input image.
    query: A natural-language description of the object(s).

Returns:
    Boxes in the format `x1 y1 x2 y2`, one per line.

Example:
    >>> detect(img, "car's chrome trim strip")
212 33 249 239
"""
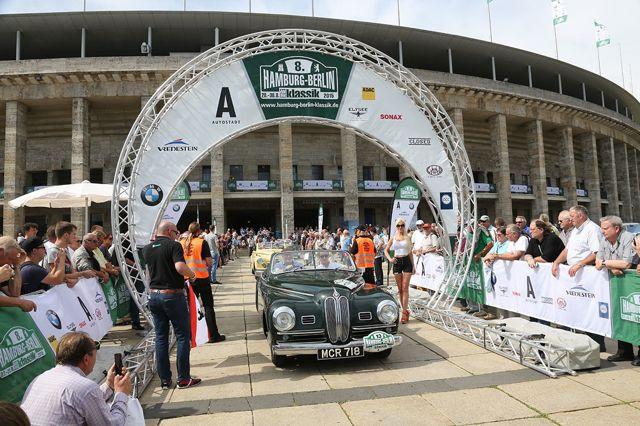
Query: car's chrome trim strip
272 335 403 355
352 324 393 331
278 328 324 336
262 284 314 298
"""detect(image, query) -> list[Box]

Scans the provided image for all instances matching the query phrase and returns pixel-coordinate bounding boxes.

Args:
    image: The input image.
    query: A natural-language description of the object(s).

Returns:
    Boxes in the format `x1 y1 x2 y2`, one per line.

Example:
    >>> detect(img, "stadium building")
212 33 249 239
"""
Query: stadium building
1 10 639 235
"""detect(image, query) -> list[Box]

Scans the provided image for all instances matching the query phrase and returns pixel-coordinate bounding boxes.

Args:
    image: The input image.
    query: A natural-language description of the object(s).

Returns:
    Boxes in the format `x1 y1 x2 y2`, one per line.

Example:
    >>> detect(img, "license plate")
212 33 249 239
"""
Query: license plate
317 346 365 360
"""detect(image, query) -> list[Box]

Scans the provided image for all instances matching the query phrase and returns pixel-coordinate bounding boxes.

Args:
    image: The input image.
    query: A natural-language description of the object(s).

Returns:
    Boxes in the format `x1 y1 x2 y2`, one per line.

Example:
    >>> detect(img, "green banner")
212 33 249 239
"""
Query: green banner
461 260 486 305
0 307 56 403
610 271 640 346
393 177 421 201
114 276 132 319
243 51 353 120
102 279 120 323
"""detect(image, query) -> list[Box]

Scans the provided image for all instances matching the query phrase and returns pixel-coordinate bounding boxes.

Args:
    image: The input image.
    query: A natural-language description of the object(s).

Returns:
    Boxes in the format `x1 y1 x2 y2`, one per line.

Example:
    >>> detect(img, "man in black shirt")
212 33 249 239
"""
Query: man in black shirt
19 237 66 294
142 220 200 390
524 219 565 267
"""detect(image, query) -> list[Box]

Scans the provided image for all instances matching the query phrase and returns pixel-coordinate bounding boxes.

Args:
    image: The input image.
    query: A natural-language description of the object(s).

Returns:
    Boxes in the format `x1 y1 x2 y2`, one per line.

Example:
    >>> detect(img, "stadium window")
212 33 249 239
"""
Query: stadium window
486 172 494 184
337 166 342 180
363 166 374 181
257 165 270 180
386 167 400 182
311 165 324 180
29 171 48 186
90 168 103 184
472 171 484 183
230 165 243 180
54 170 71 185
546 177 552 187
201 166 211 182
292 165 298 181
510 173 515 184
521 174 529 185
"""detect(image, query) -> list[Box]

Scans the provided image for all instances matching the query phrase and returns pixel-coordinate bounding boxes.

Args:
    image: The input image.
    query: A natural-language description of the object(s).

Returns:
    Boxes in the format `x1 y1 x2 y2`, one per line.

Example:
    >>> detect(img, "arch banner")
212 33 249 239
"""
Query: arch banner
131 49 459 246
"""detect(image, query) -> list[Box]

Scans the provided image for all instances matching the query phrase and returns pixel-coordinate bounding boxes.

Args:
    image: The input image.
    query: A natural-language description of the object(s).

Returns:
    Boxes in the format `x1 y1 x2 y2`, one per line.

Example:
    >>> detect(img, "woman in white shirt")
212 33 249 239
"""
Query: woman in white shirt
384 218 413 324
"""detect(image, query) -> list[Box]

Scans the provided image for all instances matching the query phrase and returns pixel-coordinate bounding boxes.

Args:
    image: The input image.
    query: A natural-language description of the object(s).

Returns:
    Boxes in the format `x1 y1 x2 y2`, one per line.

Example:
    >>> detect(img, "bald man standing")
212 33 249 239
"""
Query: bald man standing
142 221 201 390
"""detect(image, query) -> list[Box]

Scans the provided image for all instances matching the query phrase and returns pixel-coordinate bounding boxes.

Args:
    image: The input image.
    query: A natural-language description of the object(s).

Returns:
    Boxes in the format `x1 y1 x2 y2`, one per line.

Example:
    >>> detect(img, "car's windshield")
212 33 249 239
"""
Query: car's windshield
270 250 356 274
258 240 285 250
623 223 640 234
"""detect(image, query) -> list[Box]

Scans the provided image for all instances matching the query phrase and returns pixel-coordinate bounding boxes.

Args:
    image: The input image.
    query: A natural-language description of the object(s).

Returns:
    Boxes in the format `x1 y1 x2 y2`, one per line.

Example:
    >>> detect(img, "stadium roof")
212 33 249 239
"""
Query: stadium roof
0 11 637 120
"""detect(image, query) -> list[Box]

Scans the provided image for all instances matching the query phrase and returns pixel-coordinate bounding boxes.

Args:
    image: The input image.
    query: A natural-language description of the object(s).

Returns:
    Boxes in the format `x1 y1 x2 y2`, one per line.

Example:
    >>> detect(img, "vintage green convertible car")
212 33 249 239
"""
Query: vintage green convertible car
256 250 402 367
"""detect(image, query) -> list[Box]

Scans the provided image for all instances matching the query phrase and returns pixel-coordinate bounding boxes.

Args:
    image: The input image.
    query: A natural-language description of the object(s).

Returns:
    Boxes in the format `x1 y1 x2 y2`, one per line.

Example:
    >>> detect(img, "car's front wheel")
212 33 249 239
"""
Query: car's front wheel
269 332 287 368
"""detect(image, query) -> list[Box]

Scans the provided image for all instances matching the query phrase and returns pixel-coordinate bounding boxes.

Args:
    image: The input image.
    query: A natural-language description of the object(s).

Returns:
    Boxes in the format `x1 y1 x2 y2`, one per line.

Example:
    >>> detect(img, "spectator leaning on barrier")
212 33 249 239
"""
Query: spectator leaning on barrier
524 220 565 268
47 222 95 286
594 216 640 365
19 237 66 295
515 216 530 237
72 233 110 284
21 331 132 426
0 236 36 312
557 210 574 246
462 218 493 315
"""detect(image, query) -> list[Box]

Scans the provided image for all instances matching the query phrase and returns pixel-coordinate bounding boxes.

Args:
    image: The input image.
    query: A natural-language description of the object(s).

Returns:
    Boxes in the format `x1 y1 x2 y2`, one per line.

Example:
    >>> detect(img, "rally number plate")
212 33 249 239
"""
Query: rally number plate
317 346 365 360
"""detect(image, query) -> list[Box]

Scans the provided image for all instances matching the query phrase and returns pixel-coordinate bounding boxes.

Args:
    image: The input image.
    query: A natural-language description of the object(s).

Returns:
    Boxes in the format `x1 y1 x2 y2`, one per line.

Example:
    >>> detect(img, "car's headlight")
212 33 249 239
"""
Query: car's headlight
377 300 399 324
272 306 296 331
256 257 265 265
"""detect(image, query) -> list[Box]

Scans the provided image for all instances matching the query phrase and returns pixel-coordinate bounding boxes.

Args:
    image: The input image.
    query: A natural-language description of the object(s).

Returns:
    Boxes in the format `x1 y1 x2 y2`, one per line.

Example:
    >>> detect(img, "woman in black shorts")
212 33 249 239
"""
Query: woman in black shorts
385 218 413 323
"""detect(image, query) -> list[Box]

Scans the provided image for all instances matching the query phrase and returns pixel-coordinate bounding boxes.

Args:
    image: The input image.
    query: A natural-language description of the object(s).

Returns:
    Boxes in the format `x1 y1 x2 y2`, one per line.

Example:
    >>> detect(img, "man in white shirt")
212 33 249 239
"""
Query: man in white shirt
557 210 574 246
552 205 601 278
411 219 426 250
484 224 528 264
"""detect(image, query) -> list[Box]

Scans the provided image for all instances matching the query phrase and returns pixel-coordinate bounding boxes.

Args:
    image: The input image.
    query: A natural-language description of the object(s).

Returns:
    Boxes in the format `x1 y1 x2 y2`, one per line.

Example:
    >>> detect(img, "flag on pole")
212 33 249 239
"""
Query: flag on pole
551 0 567 25
486 0 494 3
594 21 611 47
318 202 324 233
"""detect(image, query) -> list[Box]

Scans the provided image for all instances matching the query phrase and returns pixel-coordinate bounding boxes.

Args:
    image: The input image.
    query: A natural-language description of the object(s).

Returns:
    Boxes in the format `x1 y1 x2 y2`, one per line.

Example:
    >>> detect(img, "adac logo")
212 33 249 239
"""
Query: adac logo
0 326 47 379
347 107 368 121
566 285 595 298
259 56 338 100
380 113 402 120
408 137 431 145
557 297 567 310
46 309 62 330
141 184 163 207
620 292 640 323
361 87 375 100
158 139 198 152
426 165 443 176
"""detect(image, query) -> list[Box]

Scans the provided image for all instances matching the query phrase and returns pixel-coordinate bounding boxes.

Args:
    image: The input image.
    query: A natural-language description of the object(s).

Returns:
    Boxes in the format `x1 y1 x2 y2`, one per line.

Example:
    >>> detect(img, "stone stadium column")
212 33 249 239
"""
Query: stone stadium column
489 114 513 223
210 146 225 233
526 120 548 216
629 149 640 221
3 101 27 237
341 129 359 224
279 123 295 233
579 132 602 219
449 108 464 139
558 126 578 209
598 136 620 216
615 142 633 221
71 98 90 232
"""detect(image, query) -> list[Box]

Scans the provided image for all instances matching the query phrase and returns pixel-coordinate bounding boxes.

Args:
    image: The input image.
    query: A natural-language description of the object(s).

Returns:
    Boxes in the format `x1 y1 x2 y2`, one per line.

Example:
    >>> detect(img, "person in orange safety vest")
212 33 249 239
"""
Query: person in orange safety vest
350 225 376 284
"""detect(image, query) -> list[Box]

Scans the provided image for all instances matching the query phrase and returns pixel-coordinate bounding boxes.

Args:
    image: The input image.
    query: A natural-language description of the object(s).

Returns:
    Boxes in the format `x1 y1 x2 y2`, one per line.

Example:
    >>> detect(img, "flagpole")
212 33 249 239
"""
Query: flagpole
487 1 493 43
397 0 401 26
553 24 559 59
596 45 602 75
618 43 625 88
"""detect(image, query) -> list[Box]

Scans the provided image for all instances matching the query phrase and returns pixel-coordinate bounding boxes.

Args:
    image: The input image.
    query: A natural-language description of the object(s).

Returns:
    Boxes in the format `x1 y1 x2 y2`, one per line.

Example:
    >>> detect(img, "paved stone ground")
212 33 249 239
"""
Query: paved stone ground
141 257 640 425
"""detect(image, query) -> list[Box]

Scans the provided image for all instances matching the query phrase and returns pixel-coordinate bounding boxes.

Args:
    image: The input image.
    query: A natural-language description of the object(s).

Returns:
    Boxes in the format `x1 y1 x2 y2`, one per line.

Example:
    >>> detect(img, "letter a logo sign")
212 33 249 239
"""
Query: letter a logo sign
526 276 536 299
216 87 236 117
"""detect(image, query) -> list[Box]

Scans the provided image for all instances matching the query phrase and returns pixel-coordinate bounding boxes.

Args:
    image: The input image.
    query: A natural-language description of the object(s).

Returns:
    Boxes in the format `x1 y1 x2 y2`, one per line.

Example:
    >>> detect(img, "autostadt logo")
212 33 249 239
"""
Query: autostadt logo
408 137 431 145
557 297 567 310
347 107 368 121
566 285 596 298
140 184 163 207
157 139 198 152
259 56 338 100
380 113 402 120
426 165 443 176
46 309 62 330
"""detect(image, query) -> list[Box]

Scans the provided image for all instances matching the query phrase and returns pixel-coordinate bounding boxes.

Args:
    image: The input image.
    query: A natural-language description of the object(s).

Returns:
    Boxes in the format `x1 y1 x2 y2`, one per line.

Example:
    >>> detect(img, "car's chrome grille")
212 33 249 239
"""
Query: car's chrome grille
301 315 316 325
324 291 350 344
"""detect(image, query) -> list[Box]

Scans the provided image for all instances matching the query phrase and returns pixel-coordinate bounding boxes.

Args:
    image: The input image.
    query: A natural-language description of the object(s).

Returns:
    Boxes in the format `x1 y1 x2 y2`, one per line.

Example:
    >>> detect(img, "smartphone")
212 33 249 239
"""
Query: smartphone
114 353 123 376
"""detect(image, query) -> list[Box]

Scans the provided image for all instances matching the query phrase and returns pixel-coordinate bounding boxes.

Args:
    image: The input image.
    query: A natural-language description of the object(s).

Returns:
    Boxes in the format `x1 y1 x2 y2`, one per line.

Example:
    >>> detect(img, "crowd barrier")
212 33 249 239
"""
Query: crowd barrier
0 277 130 403
411 255 640 345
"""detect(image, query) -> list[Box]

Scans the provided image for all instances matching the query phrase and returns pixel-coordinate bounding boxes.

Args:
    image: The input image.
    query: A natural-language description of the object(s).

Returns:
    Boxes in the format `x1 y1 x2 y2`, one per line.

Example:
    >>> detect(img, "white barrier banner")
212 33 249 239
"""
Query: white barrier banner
23 278 113 346
236 180 268 191
510 184 529 194
303 180 333 190
411 253 445 291
474 183 492 192
483 261 611 337
364 180 392 190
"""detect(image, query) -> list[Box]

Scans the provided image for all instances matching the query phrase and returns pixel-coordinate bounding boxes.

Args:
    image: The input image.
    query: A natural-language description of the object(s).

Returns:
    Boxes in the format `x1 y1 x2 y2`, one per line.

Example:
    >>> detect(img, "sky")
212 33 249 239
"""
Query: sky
1 0 638 100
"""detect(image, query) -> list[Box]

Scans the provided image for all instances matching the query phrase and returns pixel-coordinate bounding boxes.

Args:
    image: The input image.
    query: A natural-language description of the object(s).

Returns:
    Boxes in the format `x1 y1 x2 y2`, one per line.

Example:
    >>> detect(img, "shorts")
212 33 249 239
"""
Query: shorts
393 256 413 274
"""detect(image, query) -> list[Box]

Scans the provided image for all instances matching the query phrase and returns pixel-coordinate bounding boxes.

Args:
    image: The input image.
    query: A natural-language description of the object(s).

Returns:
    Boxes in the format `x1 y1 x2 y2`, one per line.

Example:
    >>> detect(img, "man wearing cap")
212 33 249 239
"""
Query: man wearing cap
479 215 496 241
19 237 66 295
411 219 426 251
350 225 376 284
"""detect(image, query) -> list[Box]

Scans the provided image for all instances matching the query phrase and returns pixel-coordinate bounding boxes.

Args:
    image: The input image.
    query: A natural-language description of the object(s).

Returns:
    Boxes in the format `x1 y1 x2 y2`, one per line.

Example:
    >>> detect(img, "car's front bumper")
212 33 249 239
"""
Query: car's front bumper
272 335 403 355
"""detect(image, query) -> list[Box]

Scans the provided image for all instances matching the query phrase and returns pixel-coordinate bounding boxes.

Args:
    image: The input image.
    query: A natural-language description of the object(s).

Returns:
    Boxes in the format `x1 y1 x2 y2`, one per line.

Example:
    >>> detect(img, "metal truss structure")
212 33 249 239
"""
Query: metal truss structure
409 296 577 378
111 30 478 394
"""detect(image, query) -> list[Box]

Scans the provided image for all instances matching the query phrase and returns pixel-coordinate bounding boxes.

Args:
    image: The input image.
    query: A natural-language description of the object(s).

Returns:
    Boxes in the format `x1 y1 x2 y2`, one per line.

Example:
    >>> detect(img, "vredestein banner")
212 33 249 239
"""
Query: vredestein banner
130 49 459 247
390 177 421 237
